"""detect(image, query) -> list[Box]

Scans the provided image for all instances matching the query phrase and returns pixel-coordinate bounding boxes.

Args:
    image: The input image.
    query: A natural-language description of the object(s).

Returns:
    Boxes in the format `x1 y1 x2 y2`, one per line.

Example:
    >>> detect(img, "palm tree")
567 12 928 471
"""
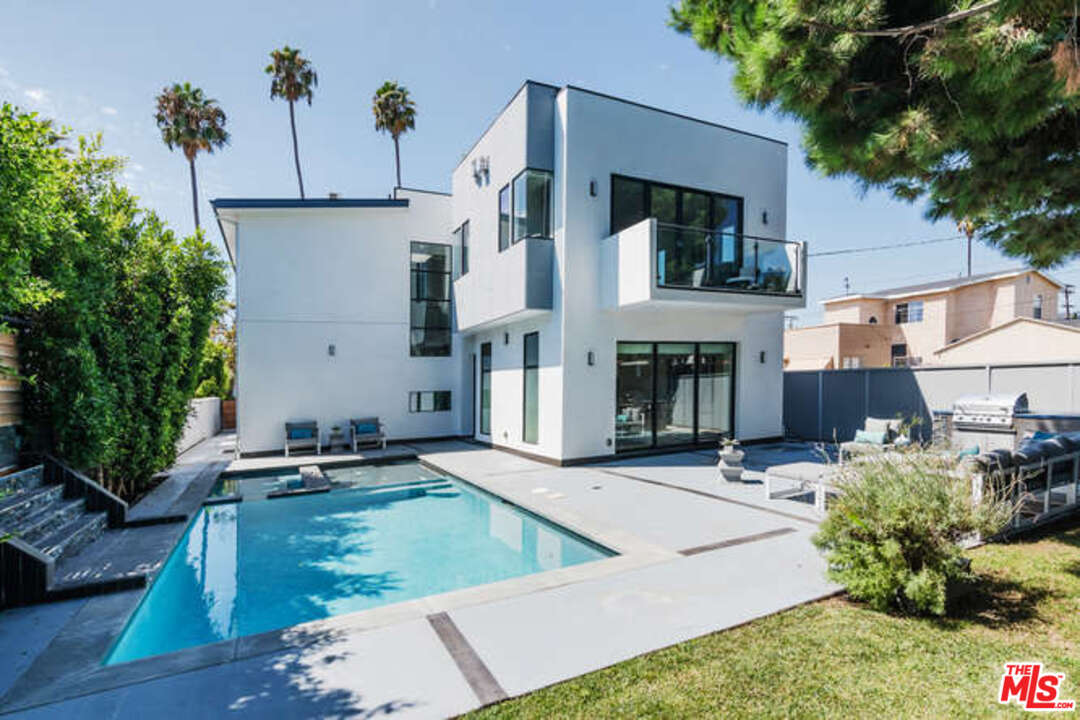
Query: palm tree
266 46 317 198
154 83 229 230
373 81 416 188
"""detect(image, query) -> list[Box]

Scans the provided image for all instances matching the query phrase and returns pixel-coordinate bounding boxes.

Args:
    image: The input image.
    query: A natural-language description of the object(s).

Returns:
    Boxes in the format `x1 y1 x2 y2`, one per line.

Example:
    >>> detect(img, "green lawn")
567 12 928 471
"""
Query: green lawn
468 520 1080 719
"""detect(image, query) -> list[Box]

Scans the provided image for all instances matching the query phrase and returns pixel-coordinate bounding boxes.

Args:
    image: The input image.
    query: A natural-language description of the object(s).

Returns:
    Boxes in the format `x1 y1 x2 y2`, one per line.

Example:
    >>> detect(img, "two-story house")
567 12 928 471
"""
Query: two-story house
214 81 806 462
784 268 1067 370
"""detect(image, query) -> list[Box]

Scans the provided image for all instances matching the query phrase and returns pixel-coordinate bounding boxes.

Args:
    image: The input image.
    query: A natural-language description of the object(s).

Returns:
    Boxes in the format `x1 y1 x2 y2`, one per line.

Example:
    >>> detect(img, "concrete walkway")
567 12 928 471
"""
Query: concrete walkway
0 439 837 719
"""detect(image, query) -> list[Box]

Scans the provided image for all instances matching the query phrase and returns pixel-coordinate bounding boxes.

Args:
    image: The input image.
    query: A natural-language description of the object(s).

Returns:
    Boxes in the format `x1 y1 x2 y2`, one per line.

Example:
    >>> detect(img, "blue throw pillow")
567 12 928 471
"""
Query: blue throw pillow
1031 431 1056 441
288 428 313 440
854 429 886 445
354 423 378 435
957 445 980 457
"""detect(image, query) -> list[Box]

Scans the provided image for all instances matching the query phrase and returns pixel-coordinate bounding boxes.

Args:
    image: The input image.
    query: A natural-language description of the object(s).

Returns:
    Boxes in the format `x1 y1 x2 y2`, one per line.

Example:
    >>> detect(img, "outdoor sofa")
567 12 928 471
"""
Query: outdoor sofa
839 417 906 463
285 420 320 457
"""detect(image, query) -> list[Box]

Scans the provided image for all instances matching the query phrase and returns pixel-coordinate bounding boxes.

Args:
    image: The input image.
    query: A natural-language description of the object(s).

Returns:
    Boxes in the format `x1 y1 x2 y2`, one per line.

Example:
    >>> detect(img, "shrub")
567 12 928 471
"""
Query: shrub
812 452 1016 616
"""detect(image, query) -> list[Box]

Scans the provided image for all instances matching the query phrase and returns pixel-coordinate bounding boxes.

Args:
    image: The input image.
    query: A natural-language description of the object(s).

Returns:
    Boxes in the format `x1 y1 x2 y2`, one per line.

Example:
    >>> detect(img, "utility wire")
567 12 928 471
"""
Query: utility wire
809 235 962 258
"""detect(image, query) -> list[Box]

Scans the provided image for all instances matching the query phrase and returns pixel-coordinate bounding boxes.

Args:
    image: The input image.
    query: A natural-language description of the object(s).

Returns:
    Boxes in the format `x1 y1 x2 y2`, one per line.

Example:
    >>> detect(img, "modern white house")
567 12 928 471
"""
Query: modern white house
213 81 807 463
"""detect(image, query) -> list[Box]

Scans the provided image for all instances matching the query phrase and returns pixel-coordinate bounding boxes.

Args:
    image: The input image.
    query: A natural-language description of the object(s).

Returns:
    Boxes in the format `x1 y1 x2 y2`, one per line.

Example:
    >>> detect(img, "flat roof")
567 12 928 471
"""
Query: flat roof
211 198 409 210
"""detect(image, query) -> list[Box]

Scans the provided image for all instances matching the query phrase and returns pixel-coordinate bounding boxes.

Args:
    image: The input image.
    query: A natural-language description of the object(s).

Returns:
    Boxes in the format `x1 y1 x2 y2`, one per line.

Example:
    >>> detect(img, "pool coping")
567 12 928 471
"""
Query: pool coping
0 455 677 714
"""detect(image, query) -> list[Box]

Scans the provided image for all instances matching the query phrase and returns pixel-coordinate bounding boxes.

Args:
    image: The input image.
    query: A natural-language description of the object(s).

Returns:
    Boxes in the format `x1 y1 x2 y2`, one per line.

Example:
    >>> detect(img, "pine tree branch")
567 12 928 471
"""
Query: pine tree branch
807 1 1001 38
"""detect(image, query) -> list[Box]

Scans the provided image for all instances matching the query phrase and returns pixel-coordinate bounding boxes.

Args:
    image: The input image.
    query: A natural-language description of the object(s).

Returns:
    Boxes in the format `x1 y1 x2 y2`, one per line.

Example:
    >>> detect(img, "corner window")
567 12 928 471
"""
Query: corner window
1034 294 1043 319
498 185 510 252
409 391 451 412
894 300 923 324
512 169 552 243
410 242 452 357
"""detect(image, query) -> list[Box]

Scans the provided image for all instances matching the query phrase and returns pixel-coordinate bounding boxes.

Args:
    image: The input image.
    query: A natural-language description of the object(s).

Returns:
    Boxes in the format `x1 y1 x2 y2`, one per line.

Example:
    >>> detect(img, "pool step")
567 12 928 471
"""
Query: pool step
6 498 86 545
0 484 65 528
353 477 453 494
35 511 109 561
349 481 453 506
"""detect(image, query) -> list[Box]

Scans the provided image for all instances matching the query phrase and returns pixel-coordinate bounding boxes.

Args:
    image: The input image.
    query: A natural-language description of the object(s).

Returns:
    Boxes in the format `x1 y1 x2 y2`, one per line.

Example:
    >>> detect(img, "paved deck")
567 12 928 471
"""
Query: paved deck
0 438 837 719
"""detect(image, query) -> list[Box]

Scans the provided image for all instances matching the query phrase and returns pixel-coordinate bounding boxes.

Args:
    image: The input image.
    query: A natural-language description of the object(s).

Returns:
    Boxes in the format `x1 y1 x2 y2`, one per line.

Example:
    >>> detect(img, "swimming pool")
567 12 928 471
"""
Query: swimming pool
105 462 613 665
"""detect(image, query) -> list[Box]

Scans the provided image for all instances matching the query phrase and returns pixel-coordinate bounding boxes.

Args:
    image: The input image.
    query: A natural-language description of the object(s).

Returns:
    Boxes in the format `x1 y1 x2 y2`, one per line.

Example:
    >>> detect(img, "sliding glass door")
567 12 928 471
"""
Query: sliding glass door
616 341 735 452
479 343 492 435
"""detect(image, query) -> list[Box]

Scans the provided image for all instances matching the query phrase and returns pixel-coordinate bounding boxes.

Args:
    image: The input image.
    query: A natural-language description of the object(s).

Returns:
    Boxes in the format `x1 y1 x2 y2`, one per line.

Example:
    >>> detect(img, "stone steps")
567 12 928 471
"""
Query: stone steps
9 498 87 546
35 511 109 561
0 484 65 528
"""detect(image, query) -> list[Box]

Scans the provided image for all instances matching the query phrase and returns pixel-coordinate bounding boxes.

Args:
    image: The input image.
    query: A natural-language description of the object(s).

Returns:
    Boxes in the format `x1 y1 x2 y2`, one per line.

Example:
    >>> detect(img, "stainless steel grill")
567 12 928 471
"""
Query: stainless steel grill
952 392 1029 429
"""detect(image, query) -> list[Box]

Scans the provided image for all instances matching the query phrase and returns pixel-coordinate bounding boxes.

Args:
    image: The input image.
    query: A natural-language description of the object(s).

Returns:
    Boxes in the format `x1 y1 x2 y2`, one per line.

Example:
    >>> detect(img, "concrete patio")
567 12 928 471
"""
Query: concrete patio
0 437 837 719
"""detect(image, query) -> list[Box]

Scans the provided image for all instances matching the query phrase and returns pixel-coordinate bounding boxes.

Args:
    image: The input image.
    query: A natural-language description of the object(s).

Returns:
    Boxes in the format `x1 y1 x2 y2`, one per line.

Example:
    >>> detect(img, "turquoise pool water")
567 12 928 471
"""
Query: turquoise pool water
105 463 612 665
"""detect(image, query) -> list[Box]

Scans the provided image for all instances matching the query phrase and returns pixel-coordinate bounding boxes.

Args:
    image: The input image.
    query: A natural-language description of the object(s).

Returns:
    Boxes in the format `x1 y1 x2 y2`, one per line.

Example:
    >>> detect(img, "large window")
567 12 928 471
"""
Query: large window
480 343 492 434
894 301 923 324
615 341 735 452
498 185 510 252
610 174 742 238
455 220 469 276
523 332 539 444
512 169 552 243
409 391 451 412
410 242 452 357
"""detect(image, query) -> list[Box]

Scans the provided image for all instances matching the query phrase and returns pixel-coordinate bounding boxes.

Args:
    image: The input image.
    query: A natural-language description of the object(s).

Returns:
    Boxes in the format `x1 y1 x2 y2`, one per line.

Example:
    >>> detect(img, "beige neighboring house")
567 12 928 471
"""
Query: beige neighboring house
785 268 1064 369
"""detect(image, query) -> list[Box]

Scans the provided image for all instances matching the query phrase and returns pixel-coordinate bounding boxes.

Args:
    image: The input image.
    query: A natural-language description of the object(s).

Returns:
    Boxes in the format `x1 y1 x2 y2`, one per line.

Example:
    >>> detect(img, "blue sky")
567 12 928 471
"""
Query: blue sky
4 0 1077 323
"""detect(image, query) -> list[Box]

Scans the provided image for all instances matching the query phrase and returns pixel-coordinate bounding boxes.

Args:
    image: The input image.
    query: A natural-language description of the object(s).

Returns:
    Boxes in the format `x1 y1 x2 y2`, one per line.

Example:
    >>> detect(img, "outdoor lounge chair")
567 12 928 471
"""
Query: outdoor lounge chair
285 420 320 457
350 417 387 451
839 417 905 462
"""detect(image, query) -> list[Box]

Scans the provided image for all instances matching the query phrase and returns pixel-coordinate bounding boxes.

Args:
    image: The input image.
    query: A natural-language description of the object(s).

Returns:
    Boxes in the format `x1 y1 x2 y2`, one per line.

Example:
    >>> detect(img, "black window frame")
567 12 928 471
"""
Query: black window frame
409 390 452 413
511 168 553 245
523 332 539 444
456 220 470 276
609 173 744 241
498 184 511 252
409 241 453 357
480 343 492 435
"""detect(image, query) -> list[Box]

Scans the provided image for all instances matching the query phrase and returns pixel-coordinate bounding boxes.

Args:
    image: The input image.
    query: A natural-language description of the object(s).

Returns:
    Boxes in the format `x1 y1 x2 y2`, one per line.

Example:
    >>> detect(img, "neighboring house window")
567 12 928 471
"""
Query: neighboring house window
842 356 861 369
480 343 492 434
512 169 552 243
894 300 923 324
409 391 451 412
523 332 539 444
891 343 908 367
498 185 510 251
455 220 469 276
1034 294 1043 319
410 242 452 357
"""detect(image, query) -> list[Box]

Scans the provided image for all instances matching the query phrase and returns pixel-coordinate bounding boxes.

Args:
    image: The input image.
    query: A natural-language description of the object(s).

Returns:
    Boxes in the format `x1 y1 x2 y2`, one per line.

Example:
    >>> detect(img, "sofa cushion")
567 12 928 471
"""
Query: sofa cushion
354 422 379 435
863 417 899 438
853 429 887 445
288 428 314 440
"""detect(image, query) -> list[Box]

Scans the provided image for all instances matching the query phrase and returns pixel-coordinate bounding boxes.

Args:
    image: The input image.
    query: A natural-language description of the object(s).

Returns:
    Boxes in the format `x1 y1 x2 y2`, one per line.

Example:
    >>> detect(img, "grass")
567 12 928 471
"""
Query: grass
467 519 1080 719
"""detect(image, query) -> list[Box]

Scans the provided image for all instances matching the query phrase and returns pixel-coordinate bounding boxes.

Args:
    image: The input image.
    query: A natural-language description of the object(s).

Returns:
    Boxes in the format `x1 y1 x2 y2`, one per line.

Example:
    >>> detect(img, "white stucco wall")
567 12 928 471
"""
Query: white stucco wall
177 397 222 454
231 190 464 453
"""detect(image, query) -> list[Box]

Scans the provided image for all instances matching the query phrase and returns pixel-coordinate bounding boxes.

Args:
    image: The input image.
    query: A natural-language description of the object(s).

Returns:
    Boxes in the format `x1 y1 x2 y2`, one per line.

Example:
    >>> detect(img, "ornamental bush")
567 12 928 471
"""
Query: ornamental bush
2 103 228 499
812 452 1016 616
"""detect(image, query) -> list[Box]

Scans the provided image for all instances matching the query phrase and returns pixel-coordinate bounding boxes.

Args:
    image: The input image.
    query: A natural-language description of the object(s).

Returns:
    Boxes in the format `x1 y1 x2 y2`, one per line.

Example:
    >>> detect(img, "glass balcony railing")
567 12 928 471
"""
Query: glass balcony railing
655 223 802 296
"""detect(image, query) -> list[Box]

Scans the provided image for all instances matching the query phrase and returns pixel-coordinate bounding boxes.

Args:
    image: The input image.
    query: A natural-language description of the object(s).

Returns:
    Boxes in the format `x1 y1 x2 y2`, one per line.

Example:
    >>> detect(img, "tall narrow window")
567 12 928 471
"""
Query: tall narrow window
458 220 469 275
410 242 452 357
498 185 510 252
512 169 552 243
480 343 492 435
1034 294 1043 319
523 332 539 444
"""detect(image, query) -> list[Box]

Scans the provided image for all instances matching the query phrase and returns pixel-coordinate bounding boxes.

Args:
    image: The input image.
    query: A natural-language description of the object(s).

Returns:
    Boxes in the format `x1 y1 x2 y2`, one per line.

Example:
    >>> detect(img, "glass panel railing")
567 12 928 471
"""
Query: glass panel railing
655 223 801 295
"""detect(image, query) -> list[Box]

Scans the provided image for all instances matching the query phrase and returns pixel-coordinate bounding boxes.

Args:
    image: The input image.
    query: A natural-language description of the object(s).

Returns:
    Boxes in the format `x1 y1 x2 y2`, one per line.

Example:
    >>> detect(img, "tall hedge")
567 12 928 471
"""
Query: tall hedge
1 103 228 499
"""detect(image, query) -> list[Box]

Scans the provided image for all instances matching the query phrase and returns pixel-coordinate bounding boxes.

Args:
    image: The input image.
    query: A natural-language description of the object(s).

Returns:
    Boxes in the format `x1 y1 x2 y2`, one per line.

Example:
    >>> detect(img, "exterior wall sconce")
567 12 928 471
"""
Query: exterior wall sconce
759 350 766 364
762 210 768 225
589 179 598 197
504 332 510 345
328 344 336 357
587 350 595 366
472 156 490 186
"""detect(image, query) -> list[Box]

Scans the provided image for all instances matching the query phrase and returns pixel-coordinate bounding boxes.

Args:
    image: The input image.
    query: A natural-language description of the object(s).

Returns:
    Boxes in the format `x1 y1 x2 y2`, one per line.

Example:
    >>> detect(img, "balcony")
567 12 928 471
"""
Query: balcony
600 219 806 311
453 235 554 333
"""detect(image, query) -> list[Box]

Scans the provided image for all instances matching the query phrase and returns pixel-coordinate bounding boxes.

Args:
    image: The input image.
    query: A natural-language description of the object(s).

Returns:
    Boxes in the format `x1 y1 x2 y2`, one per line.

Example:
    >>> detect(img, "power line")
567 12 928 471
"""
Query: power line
809 235 962 258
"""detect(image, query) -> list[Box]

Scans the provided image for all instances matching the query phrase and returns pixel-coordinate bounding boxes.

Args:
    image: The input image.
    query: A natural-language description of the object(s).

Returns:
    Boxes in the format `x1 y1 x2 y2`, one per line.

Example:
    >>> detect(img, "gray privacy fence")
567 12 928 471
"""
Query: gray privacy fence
783 361 1080 442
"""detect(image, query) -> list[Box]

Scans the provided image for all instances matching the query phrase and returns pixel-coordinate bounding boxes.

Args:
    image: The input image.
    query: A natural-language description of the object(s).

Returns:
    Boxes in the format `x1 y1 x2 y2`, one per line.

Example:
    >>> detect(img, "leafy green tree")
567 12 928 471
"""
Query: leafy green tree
373 81 416 188
3 104 228 499
195 302 235 399
670 1 1080 266
266 46 317 198
154 82 229 230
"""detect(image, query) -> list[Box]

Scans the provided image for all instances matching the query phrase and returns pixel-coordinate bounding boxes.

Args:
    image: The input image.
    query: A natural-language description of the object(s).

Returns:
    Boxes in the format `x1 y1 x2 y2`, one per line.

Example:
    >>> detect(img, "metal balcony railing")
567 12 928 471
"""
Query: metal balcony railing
655 223 802 296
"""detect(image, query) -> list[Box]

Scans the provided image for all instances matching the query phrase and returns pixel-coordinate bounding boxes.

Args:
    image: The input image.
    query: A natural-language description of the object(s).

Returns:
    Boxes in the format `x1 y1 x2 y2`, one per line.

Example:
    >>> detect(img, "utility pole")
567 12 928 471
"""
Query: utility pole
843 276 850 295
1066 284 1074 319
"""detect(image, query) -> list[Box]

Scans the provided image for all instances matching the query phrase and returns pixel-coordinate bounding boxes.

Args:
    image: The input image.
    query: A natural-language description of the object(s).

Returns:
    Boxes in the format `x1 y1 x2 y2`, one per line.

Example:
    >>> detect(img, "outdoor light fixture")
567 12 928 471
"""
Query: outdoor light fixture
762 210 769 225
328 344 336 357
587 350 595 366
589 179 598 197
504 332 510 345
759 350 766 364
472 156 490 185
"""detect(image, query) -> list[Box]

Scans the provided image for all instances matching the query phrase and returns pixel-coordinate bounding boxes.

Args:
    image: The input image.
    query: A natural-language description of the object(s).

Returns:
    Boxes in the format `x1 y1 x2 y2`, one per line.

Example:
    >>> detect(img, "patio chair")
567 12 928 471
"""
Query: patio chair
839 417 905 463
350 417 387 451
285 420 320 457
